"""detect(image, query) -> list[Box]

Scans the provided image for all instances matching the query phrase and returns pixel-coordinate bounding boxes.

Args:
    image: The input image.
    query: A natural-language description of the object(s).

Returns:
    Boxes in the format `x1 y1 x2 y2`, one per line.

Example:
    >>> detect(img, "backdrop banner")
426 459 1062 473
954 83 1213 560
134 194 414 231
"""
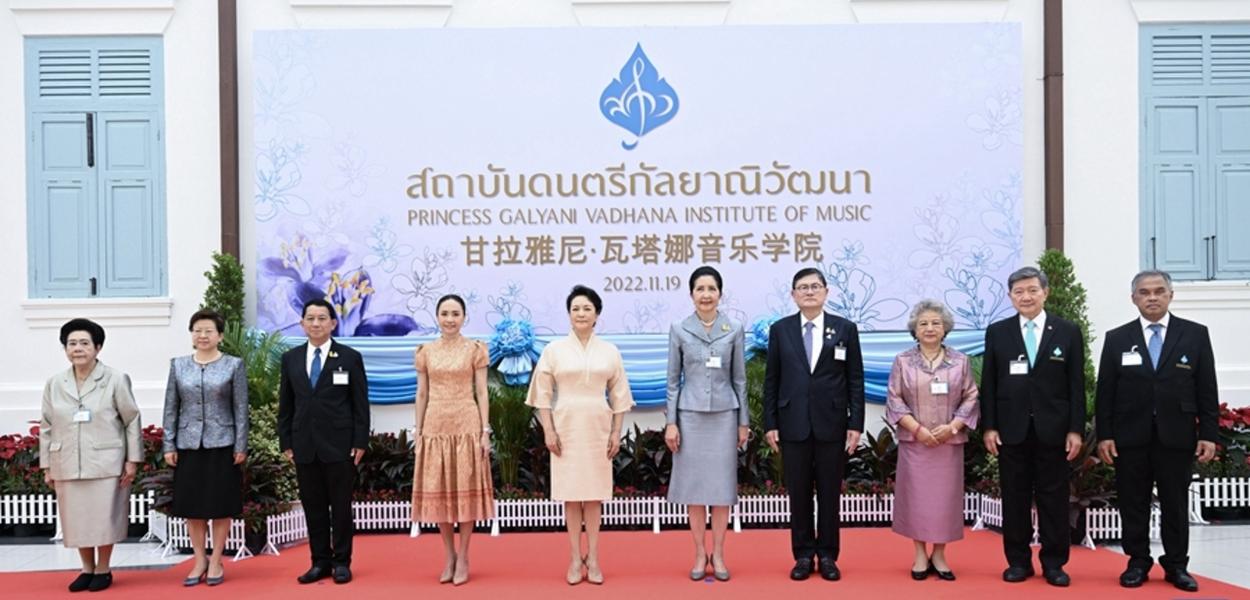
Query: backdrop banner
252 25 1022 404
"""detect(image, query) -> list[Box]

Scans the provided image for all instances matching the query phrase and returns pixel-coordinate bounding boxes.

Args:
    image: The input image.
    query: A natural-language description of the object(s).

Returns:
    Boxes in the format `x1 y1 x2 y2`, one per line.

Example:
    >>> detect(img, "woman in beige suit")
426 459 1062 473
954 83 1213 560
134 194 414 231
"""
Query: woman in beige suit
39 318 143 593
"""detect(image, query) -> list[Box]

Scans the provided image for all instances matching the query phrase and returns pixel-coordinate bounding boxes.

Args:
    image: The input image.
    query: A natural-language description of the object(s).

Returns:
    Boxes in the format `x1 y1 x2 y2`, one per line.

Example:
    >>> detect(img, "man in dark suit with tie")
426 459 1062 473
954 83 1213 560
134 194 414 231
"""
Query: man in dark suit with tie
278 298 370 585
1095 270 1218 593
763 267 865 581
980 266 1085 587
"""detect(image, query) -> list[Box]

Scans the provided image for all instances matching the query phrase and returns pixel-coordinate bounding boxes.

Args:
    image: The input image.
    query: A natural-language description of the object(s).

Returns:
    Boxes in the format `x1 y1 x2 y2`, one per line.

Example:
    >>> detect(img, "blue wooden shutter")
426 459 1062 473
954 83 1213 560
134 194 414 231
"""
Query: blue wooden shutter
25 37 166 298
28 113 96 296
1210 97 1250 278
1144 98 1207 279
97 111 163 296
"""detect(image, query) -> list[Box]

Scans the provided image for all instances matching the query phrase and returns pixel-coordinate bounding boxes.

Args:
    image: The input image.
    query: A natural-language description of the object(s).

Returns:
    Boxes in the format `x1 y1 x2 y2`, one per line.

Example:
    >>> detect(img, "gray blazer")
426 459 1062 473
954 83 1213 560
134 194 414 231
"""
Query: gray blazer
39 362 143 481
161 354 249 453
665 313 749 426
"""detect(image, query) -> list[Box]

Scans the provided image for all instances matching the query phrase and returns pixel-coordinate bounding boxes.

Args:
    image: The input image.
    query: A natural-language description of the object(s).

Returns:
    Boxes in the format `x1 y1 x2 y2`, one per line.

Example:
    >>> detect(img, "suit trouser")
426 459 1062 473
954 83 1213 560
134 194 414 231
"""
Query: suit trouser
1116 423 1192 572
296 458 357 567
998 422 1070 570
781 437 844 561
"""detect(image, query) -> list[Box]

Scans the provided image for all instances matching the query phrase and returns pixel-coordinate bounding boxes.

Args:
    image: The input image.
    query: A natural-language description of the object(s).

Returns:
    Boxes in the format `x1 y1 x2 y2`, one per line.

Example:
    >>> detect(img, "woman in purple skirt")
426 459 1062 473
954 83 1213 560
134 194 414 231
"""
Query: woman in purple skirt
886 300 980 581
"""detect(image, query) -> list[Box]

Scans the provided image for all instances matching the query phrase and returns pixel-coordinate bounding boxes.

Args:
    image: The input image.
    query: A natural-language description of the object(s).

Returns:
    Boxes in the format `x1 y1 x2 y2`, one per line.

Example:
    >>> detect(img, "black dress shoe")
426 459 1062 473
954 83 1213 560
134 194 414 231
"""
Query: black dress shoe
1119 566 1149 588
297 565 330 584
1043 568 1071 587
789 558 814 581
818 558 841 581
1002 566 1035 582
910 566 929 581
931 565 956 581
87 572 113 592
332 565 352 584
1164 569 1199 592
68 572 94 593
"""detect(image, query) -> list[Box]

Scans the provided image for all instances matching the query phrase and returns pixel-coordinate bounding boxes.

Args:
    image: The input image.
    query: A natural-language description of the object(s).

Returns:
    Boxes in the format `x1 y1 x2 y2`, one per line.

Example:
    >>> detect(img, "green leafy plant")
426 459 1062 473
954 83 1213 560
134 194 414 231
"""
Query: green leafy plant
200 251 245 328
489 377 534 489
354 430 414 501
220 323 288 409
612 424 672 494
844 425 897 495
0 427 49 494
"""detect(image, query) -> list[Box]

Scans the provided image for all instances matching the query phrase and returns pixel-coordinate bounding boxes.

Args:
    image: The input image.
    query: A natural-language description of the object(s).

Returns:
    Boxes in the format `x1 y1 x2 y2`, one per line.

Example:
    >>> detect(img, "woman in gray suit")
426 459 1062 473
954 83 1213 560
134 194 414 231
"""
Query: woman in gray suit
162 309 248 586
664 266 749 581
39 318 143 593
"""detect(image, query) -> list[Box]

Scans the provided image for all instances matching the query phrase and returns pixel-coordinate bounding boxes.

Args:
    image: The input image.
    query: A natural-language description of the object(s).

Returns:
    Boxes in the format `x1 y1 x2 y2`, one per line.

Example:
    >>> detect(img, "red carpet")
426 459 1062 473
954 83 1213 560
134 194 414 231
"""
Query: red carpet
8 528 1249 599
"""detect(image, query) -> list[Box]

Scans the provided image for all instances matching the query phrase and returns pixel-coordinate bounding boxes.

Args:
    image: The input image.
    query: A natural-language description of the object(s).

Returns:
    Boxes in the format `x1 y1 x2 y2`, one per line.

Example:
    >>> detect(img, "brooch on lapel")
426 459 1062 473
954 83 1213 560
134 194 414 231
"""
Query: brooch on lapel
1048 346 1065 362
329 351 339 359
1053 347 1062 357
825 327 835 340
1177 355 1192 369
721 323 730 332
1181 355 1189 364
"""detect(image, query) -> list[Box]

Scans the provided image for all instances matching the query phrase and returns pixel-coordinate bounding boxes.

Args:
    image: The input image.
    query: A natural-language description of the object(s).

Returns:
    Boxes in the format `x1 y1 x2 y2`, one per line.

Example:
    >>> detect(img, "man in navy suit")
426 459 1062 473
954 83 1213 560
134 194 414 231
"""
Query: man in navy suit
278 298 370 585
763 267 865 581
980 266 1085 587
1095 270 1218 592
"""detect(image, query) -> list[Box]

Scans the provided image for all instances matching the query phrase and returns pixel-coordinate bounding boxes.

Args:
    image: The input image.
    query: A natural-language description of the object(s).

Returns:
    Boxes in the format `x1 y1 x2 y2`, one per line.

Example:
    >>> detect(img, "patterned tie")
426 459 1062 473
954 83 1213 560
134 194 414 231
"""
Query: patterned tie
310 347 323 384
803 321 815 368
1024 320 1038 367
1148 323 1163 369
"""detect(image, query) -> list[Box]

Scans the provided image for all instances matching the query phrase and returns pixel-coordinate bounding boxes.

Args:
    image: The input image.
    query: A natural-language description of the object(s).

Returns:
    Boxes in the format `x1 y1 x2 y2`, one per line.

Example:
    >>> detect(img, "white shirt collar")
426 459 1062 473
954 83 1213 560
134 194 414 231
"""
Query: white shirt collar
801 311 824 332
1019 310 1047 332
308 338 333 357
1140 312 1171 334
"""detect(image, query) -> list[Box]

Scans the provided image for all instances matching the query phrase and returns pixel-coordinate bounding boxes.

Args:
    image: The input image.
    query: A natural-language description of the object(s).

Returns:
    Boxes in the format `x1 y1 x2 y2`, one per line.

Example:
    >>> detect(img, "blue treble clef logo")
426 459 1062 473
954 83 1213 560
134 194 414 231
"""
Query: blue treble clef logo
600 44 679 150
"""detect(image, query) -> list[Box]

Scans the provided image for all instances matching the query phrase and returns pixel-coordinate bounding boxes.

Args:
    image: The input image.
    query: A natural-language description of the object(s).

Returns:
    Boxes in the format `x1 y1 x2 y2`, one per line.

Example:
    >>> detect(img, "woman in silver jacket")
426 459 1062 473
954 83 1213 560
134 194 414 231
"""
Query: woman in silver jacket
40 318 143 593
664 266 749 581
161 309 248 586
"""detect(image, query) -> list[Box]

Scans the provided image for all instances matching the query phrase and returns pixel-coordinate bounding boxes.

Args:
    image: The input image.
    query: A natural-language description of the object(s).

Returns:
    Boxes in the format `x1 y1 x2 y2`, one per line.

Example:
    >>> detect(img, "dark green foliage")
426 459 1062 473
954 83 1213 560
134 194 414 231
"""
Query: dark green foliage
200 251 246 328
489 376 535 489
220 322 288 409
612 424 672 494
1038 249 1097 411
844 426 897 495
354 429 414 502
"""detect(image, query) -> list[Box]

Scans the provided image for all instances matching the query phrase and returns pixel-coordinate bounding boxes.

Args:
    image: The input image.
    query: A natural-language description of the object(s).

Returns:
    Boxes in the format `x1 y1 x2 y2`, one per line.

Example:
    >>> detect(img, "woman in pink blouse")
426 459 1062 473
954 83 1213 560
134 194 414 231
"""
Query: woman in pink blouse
886 300 979 582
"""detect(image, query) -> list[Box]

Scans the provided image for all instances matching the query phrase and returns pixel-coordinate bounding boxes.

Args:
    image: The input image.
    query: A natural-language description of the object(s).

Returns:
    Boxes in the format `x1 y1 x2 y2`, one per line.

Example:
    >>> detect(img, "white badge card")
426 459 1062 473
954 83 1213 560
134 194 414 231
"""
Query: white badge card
834 346 847 361
333 370 349 385
72 409 91 423
705 355 722 369
1009 360 1029 375
1121 352 1143 367
930 380 949 395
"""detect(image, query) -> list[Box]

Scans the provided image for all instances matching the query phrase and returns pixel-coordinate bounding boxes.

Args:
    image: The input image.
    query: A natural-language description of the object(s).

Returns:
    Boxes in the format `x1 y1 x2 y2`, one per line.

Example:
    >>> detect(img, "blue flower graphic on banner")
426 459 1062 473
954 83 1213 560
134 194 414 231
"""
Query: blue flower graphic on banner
600 44 679 150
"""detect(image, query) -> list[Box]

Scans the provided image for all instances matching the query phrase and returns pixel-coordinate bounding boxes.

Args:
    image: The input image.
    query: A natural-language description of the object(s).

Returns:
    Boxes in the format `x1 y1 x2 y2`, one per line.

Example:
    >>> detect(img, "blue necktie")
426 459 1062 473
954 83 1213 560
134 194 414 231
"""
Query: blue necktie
1147 323 1163 369
1024 320 1038 367
803 321 815 368
310 347 323 384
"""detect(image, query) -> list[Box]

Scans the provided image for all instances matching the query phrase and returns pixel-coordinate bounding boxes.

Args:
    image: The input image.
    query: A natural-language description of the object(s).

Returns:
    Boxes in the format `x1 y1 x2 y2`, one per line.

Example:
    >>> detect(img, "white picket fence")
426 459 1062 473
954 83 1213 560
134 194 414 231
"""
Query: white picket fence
4 476 1248 560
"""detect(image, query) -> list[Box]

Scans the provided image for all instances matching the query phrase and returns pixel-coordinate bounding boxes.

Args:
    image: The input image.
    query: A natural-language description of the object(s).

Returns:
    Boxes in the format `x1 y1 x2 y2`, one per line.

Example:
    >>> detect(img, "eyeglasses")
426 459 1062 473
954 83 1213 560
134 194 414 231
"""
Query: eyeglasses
794 283 826 293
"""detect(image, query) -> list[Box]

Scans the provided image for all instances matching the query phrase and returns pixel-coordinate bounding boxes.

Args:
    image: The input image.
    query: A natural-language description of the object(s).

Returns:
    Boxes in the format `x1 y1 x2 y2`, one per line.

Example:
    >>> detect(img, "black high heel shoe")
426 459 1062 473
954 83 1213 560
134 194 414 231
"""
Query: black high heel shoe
929 560 956 581
911 559 931 581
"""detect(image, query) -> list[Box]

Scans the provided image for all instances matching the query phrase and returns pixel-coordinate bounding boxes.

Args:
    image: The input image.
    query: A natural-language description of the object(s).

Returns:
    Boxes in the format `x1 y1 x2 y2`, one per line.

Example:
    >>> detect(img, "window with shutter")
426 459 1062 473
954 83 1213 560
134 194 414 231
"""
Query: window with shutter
1141 24 1250 281
24 36 166 298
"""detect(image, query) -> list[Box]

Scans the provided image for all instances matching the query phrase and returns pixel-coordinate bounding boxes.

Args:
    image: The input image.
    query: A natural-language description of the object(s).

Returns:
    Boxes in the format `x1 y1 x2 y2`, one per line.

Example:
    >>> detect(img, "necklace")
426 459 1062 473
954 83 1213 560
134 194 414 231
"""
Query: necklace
920 346 944 368
698 312 717 327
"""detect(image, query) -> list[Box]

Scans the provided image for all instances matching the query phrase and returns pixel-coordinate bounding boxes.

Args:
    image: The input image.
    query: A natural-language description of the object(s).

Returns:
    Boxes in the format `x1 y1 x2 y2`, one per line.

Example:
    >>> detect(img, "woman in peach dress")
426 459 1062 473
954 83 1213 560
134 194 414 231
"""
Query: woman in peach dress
527 285 634 585
412 294 494 585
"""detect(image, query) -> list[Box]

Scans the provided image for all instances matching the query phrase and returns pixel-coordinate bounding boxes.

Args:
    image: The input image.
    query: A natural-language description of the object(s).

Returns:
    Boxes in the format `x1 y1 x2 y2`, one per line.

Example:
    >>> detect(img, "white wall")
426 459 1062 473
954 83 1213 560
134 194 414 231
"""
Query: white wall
1 1 222 433
1064 0 1250 405
7 0 1242 437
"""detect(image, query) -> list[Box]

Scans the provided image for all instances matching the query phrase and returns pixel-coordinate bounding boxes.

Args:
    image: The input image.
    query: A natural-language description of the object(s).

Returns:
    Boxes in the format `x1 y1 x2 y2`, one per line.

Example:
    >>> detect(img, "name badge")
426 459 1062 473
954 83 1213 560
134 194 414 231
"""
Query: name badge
1121 352 1142 367
333 370 349 385
705 355 722 369
834 346 847 361
72 409 91 423
930 380 949 395
1009 360 1029 375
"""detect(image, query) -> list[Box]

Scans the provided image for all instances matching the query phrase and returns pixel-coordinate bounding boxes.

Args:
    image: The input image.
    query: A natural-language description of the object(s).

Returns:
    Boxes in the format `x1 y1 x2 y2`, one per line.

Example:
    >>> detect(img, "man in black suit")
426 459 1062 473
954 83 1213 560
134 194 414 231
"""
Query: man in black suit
278 299 370 585
980 266 1085 587
763 267 865 582
1095 270 1218 593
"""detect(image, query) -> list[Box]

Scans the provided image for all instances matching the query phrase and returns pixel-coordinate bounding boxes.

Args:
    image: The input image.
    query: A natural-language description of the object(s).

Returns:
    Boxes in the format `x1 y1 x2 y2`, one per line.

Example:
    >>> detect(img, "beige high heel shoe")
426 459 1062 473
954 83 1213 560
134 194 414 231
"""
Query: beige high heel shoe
566 559 585 585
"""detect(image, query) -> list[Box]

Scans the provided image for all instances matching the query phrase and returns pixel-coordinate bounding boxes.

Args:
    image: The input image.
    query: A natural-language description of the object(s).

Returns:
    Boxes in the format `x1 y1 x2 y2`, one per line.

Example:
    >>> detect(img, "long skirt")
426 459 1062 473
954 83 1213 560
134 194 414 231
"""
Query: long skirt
55 477 129 548
666 410 739 506
892 441 966 543
172 447 243 519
